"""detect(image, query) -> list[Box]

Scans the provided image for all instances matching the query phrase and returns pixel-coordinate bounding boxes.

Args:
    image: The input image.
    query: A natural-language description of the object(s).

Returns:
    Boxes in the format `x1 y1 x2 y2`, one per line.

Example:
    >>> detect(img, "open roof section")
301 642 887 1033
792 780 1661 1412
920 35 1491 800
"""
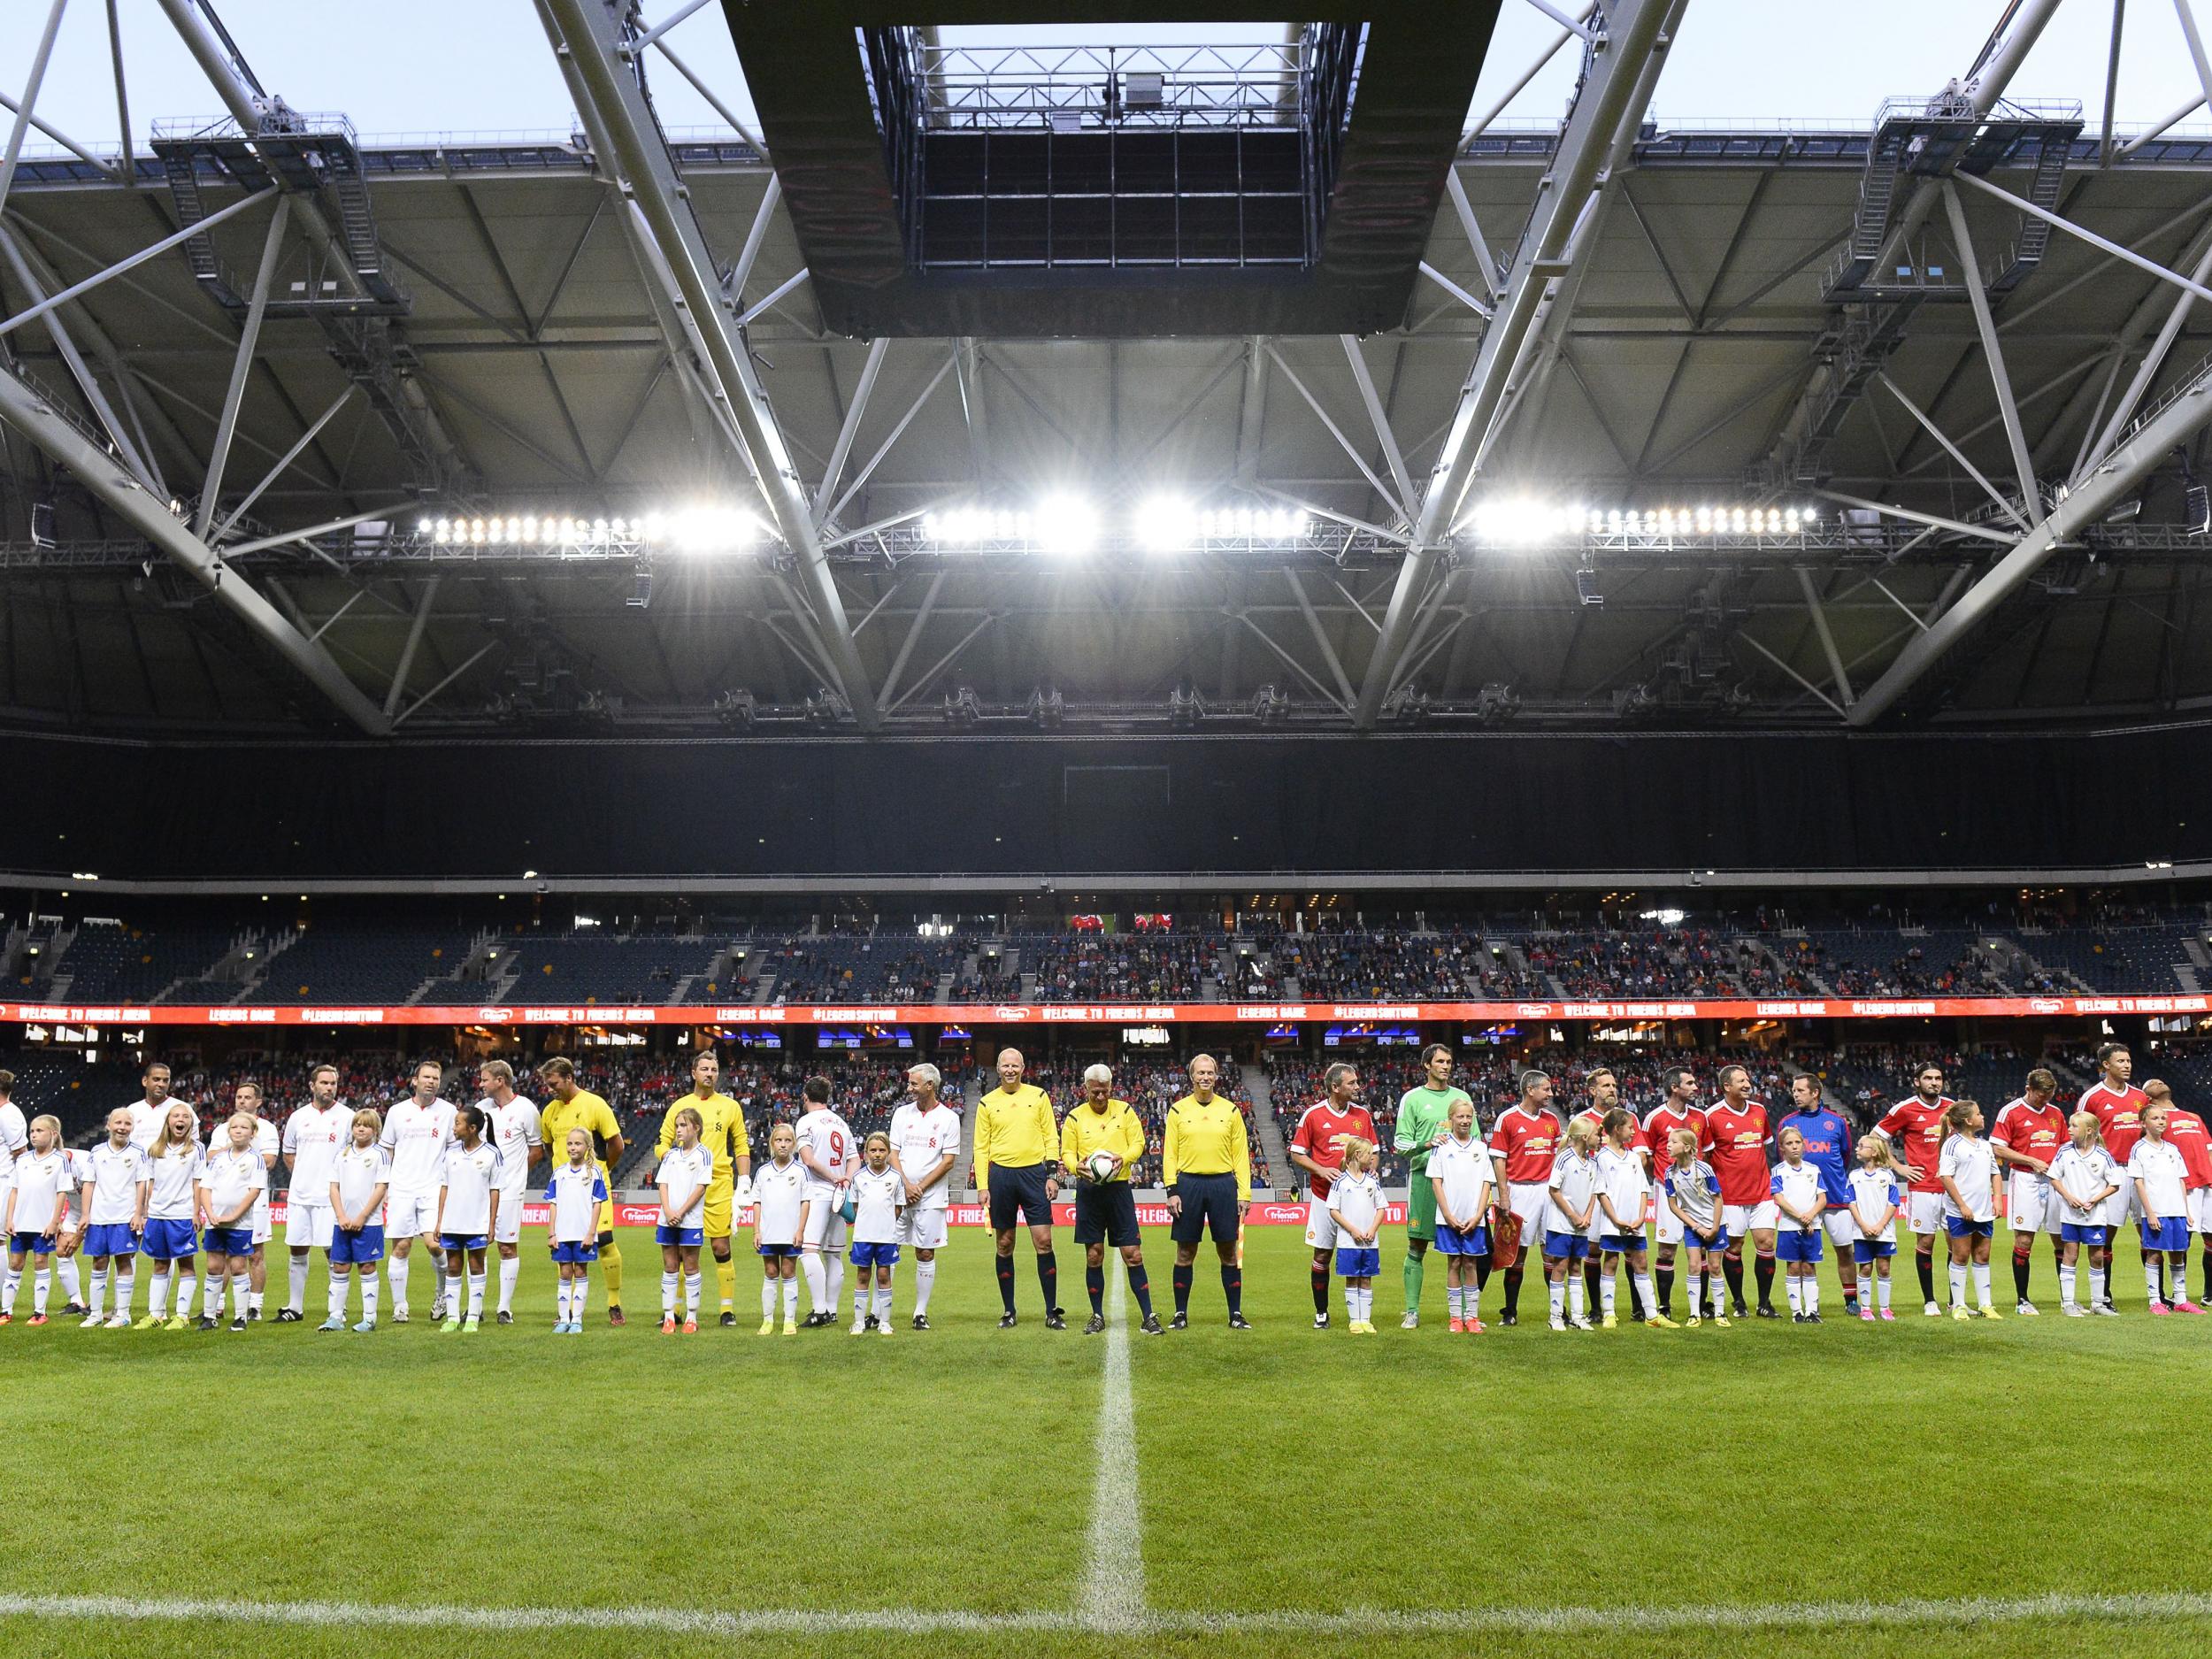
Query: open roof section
726 2 1503 336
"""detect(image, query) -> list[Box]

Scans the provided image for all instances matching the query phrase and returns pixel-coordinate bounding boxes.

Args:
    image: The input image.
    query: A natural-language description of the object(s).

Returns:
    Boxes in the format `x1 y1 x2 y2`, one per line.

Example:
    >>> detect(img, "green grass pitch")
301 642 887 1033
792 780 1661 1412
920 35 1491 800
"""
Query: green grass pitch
3 1224 2208 1659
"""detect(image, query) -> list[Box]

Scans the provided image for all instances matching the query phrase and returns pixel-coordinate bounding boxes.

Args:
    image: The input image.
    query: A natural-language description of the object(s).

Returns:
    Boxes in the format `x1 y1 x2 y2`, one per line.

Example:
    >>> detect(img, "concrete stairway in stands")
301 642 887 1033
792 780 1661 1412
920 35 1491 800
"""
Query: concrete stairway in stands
1244 1062 1287 1197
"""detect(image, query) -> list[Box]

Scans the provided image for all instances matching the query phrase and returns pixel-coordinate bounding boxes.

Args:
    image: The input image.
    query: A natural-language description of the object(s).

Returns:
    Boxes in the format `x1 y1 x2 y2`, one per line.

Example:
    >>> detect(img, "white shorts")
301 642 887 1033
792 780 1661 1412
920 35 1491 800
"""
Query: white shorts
1652 1199 1685 1245
250 1198 273 1246
493 1190 525 1245
385 1189 440 1240
1906 1190 1946 1237
1305 1194 1340 1251
1508 1181 1548 1241
1724 1201 1778 1236
2007 1173 2059 1234
1821 1208 1860 1248
895 1207 949 1250
2192 1189 2212 1233
286 1202 334 1250
2105 1183 2142 1231
800 1190 849 1251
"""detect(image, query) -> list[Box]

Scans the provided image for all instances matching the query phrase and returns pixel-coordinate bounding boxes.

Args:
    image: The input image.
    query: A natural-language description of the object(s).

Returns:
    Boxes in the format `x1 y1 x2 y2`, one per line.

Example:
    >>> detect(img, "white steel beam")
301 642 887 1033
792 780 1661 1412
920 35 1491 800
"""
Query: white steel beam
543 0 877 727
1847 357 2212 724
196 196 289 540
1939 183 2042 525
1354 0 1676 726
0 0 69 218
0 364 390 733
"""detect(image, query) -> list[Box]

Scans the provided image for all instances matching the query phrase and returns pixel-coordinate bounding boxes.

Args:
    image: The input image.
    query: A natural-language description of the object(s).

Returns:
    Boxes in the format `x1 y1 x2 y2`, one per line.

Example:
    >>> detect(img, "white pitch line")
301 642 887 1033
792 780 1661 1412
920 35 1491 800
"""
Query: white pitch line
4 1590 2210 1639
1079 1262 1145 1632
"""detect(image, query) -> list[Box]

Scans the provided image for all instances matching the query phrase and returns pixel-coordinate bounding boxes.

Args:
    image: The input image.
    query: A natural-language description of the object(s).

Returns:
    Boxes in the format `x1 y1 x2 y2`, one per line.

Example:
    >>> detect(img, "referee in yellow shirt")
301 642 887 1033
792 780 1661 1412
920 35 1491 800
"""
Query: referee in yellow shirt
1164 1052 1252 1329
654 1050 752 1326
534 1057 627 1325
1059 1064 1162 1336
973 1047 1063 1330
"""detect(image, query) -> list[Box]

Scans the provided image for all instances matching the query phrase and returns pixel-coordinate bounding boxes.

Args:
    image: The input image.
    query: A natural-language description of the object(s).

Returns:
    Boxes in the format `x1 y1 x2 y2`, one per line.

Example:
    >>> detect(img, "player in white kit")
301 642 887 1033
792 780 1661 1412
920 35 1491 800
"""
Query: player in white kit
281 1064 351 1321
753 1123 805 1334
434 1103 501 1333
887 1063 960 1330
794 1076 856 1327
476 1060 543 1325
378 1060 457 1324
78 1110 150 1328
849 1133 905 1334
228 1083 280 1322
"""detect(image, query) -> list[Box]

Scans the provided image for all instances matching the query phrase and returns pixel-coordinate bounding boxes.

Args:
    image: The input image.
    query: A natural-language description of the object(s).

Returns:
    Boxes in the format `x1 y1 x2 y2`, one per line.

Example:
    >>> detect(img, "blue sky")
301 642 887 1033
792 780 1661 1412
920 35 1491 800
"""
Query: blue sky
8 2 2204 150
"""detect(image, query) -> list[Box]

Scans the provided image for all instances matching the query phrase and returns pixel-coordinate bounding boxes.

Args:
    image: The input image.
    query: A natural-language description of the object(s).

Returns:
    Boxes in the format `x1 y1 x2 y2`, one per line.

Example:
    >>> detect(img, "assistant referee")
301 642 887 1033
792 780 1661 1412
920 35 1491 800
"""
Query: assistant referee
1058 1064 1162 1336
1163 1053 1252 1330
973 1047 1063 1330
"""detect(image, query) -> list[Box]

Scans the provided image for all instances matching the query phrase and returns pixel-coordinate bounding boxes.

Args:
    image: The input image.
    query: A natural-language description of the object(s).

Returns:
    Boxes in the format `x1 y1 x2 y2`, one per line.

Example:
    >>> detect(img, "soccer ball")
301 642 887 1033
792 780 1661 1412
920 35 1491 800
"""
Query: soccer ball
1087 1150 1118 1183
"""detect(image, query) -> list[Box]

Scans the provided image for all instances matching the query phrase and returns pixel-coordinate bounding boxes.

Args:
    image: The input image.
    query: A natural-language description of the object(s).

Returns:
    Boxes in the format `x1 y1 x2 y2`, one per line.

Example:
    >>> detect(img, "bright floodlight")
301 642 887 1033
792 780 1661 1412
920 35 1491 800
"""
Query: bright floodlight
1467 497 1571 544
1135 495 1196 552
1034 492 1101 555
920 506 1033 545
662 505 761 554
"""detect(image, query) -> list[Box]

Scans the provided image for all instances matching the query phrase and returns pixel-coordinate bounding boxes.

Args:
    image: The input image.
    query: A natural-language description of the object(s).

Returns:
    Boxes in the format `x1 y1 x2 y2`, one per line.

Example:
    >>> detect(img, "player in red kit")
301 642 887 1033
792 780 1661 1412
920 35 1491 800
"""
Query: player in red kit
2080 1043 2150 1310
2146 1079 2212 1307
1486 1071 1563 1327
1991 1068 2069 1315
1288 1061 1377 1331
1704 1064 1774 1317
1872 1061 1953 1316
1641 1065 1709 1319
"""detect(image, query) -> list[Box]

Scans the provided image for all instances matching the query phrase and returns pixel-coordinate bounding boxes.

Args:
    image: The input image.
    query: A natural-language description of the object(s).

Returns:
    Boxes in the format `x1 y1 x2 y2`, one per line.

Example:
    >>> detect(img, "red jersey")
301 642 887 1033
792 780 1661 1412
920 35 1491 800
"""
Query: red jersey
1641 1103 1710 1176
1873 1095 1953 1194
1704 1100 1772 1206
1491 1105 1564 1186
1991 1096 2068 1175
2163 1108 2212 1188
1289 1101 1377 1200
1572 1106 1644 1168
2081 1080 2148 1165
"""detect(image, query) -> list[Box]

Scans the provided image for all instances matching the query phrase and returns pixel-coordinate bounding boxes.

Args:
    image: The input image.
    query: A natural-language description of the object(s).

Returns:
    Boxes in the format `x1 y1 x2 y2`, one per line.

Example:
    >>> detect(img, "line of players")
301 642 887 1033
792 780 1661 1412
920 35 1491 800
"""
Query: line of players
1288 1040 2212 1333
4 1040 2202 1334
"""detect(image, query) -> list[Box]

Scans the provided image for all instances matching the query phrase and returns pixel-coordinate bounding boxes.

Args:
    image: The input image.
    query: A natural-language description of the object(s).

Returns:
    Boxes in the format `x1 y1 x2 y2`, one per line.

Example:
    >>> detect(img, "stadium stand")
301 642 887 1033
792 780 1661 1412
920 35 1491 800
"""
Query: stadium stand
495 932 725 1005
42 919 239 1002
236 923 477 1006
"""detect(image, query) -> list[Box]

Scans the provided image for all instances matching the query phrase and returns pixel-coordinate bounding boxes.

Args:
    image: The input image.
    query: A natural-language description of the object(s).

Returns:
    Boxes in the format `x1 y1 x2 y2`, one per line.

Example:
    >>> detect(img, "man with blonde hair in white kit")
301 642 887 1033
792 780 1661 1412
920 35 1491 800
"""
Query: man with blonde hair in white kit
795 1076 856 1327
379 1060 457 1323
478 1059 543 1325
280 1064 350 1321
887 1063 960 1331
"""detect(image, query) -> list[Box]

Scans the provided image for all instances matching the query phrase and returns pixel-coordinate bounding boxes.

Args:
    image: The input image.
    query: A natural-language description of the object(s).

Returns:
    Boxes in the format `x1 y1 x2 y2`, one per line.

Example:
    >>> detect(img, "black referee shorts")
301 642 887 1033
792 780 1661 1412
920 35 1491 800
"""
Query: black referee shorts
1073 1181 1141 1248
987 1163 1054 1230
1171 1171 1241 1244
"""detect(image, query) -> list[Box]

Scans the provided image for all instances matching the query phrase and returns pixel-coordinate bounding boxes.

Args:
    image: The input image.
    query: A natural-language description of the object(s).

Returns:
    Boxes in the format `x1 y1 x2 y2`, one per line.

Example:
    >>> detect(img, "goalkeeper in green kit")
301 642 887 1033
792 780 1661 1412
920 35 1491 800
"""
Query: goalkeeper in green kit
1394 1043 1472 1327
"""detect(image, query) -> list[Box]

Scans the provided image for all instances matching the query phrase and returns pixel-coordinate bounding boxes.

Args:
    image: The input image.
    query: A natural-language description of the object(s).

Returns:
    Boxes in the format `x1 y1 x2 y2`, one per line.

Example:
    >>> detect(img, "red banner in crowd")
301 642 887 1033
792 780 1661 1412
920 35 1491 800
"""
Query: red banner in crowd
4 995 2201 1029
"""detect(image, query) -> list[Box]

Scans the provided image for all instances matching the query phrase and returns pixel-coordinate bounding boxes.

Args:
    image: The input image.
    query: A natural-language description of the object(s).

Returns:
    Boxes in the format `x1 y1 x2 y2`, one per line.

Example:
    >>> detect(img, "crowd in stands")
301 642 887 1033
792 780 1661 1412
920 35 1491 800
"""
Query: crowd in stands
1020 934 1215 1001
1271 932 1475 999
753 936 966 1003
1523 926 1739 998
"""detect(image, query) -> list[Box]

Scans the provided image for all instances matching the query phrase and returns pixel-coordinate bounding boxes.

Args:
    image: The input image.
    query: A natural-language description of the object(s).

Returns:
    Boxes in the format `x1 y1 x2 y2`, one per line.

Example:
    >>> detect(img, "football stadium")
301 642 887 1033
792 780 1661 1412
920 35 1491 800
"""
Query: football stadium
5 1 2212 1655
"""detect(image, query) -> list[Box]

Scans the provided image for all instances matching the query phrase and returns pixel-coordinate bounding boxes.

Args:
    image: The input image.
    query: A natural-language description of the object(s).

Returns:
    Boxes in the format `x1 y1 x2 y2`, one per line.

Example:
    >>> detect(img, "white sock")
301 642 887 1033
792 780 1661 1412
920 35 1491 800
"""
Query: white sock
1804 1278 1819 1315
781 1278 798 1320
826 1252 845 1317
362 1277 379 1320
329 1271 349 1321
1633 1271 1655 1315
2 1267 19 1316
1345 1282 1360 1321
875 1286 892 1323
557 1280 572 1324
174 1271 195 1317
33 1266 50 1316
801 1249 826 1313
1600 1272 1617 1319
1548 1279 1566 1320
203 1273 225 1317
234 1279 251 1319
1949 1262 1968 1307
498 1256 519 1315
1972 1262 1993 1310
466 1271 485 1318
684 1271 701 1317
248 1289 263 1314
662 1271 679 1317
2147 1258 2164 1304
2091 1263 2108 1306
915 1258 937 1315
854 1278 870 1322
388 1256 409 1312
762 1276 779 1317
1363 1286 1375 1321
570 1278 588 1322
149 1266 171 1317
1786 1277 1803 1316
1710 1274 1728 1316
288 1256 309 1316
114 1265 133 1316
1568 1274 1585 1322
445 1270 465 1317
88 1264 108 1317
1877 1275 1891 1310
2059 1262 2078 1306
56 1256 78 1302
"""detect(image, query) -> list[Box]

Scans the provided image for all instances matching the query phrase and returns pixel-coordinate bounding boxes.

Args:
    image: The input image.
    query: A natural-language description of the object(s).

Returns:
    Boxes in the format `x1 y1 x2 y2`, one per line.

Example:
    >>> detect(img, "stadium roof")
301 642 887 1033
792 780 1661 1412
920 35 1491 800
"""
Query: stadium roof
4 0 2212 741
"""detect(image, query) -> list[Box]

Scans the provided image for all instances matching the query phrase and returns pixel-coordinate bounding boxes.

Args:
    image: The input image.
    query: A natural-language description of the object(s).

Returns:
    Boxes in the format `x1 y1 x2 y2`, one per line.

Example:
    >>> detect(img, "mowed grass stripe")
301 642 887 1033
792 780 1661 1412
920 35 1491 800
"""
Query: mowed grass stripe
8 1589 2211 1638
1080 1265 1144 1629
